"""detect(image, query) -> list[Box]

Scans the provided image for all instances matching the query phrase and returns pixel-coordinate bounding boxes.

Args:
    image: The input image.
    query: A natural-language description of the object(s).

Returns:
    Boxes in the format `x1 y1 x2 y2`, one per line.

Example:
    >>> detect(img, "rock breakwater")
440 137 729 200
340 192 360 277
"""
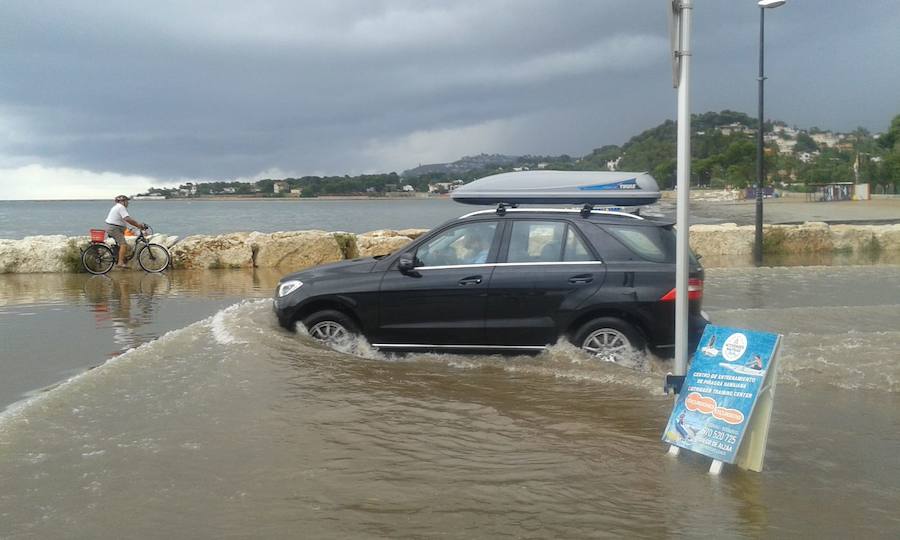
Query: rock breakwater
1 223 897 274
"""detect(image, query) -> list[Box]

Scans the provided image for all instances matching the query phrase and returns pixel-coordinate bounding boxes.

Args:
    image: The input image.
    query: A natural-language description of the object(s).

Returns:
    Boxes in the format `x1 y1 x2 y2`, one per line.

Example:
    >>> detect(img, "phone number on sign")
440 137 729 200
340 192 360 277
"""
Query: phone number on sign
699 428 737 446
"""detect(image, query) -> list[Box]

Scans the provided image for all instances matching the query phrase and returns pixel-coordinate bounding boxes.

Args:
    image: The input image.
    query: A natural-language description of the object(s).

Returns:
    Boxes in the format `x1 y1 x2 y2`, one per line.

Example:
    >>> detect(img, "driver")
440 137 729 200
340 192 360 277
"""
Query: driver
105 195 147 269
462 230 490 264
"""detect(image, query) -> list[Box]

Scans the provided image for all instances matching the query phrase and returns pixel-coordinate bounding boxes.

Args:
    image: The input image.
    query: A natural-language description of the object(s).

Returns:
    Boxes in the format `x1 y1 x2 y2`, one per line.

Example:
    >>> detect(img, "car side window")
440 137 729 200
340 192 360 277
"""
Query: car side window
507 221 566 263
415 222 498 267
563 227 594 261
603 225 673 263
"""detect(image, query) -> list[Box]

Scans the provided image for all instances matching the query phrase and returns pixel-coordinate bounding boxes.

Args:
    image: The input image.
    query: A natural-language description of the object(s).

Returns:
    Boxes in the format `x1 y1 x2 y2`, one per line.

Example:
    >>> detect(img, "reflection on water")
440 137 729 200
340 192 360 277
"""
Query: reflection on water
701 249 900 268
0 270 282 408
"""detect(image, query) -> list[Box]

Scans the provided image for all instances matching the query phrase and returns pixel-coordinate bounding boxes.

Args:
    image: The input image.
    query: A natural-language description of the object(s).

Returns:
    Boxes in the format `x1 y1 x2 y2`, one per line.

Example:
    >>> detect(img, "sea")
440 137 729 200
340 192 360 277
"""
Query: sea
0 199 469 239
1 200 899 537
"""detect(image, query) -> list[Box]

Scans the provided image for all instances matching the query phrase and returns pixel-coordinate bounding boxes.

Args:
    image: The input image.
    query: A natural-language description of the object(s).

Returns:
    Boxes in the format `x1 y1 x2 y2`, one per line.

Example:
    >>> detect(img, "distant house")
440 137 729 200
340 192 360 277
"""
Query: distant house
719 122 752 136
428 182 456 194
798 152 818 163
773 139 797 154
811 132 839 148
273 181 289 194
401 184 415 192
290 188 303 195
223 187 237 194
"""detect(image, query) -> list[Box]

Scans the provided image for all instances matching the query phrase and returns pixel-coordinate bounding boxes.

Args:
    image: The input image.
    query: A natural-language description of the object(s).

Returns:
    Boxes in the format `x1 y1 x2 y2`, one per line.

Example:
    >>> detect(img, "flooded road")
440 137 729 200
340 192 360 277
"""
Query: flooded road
1 265 898 538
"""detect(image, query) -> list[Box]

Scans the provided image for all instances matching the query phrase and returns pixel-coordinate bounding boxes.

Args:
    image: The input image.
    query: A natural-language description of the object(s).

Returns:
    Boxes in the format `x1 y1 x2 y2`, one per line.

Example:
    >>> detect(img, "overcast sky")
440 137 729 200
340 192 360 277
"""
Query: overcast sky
1 0 898 199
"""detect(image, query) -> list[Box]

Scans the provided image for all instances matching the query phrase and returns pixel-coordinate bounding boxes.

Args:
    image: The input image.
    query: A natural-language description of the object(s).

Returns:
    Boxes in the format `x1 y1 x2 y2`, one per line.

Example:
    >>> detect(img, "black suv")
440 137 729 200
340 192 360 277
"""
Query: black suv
274 208 708 361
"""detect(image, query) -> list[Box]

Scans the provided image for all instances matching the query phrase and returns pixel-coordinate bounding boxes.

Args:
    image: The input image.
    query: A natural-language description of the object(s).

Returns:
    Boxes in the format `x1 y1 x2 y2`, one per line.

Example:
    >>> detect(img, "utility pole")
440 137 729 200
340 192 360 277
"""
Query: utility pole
669 0 692 385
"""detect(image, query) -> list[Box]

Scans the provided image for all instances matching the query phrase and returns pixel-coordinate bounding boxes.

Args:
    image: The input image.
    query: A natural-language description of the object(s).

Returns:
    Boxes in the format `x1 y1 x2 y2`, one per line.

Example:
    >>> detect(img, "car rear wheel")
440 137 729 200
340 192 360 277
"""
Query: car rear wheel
302 310 359 346
572 317 645 363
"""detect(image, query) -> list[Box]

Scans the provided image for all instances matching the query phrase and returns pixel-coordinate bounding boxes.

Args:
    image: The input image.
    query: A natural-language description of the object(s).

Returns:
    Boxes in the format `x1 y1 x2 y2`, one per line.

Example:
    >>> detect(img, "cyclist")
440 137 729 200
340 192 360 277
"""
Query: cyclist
105 195 148 269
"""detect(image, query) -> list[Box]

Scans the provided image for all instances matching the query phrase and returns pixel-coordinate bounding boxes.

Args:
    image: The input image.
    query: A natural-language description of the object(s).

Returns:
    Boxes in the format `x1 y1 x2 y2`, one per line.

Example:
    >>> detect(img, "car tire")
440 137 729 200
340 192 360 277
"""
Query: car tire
301 310 359 345
572 317 645 363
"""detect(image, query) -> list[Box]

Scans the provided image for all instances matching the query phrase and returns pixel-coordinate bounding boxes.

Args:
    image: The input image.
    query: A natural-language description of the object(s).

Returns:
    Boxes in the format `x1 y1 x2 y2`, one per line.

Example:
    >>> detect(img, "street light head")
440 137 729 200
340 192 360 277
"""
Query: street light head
758 0 787 8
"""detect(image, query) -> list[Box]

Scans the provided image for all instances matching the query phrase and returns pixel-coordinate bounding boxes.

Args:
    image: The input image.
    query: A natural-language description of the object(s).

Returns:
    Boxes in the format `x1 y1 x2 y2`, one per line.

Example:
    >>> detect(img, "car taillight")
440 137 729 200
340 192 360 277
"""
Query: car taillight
660 278 703 302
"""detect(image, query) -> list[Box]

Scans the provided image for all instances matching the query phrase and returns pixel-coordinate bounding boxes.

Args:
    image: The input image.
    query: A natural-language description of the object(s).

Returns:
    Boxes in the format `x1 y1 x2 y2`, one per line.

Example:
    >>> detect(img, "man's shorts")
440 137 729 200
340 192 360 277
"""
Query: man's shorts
105 224 126 247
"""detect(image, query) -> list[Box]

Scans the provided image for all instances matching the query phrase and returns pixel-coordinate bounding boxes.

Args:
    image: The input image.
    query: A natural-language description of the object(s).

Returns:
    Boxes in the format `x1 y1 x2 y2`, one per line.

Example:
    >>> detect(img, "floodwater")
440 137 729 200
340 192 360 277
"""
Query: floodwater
1 265 899 538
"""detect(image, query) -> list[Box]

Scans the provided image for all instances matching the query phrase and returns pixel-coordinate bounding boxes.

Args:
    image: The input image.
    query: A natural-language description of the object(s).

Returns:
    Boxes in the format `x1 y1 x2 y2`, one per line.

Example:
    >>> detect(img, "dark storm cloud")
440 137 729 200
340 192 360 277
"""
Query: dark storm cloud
1 0 898 185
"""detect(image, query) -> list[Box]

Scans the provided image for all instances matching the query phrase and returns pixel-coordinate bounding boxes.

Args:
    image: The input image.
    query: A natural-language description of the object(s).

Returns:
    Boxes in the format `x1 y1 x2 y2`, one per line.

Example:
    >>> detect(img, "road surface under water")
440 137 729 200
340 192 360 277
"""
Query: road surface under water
0 265 898 538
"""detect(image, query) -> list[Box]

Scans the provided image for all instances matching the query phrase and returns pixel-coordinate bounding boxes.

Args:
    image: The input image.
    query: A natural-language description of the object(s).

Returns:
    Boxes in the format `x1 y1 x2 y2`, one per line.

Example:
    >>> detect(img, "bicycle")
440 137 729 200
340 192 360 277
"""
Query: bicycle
82 226 171 275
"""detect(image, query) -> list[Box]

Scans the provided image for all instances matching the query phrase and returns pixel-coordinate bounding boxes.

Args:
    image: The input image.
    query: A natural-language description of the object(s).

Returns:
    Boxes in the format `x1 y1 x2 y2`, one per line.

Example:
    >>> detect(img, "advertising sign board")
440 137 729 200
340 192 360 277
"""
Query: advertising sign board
662 325 781 471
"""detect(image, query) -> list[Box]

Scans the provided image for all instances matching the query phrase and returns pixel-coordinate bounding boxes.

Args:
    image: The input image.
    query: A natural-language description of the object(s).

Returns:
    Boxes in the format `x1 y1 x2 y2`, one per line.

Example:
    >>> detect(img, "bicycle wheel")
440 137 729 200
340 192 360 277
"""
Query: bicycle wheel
138 243 170 273
82 243 115 275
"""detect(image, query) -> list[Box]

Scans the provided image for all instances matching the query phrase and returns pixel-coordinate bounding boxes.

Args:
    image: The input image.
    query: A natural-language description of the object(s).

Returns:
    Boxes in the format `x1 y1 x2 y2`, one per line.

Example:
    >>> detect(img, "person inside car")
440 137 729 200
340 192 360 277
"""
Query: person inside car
461 230 490 264
105 195 147 269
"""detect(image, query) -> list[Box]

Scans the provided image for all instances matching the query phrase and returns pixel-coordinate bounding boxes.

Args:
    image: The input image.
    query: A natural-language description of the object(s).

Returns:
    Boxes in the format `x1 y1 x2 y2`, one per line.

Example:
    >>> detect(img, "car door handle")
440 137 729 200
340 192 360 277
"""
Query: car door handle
568 274 593 284
458 275 483 286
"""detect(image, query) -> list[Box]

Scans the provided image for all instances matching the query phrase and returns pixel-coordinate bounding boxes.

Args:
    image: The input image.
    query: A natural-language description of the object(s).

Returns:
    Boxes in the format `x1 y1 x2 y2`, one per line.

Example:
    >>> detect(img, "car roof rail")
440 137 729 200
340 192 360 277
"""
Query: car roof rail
459 207 645 220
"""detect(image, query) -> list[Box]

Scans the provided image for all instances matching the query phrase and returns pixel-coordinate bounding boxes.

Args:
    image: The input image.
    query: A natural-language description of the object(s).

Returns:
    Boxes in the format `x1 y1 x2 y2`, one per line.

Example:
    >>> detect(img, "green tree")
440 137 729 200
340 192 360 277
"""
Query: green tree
794 132 818 153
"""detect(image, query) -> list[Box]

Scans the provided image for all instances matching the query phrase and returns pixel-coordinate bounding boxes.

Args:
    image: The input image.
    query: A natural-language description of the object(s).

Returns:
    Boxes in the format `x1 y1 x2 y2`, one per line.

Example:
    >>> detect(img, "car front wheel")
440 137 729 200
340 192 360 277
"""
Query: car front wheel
301 310 359 346
572 317 645 363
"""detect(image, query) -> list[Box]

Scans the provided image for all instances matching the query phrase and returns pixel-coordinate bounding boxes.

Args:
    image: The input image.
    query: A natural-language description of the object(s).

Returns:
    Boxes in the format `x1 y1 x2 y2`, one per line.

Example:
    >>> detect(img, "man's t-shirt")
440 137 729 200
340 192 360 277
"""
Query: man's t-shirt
105 203 130 227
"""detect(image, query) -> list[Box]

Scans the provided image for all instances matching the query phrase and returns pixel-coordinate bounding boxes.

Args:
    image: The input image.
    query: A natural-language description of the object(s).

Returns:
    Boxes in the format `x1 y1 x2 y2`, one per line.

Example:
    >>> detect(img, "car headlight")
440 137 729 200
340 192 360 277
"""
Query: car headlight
277 280 303 297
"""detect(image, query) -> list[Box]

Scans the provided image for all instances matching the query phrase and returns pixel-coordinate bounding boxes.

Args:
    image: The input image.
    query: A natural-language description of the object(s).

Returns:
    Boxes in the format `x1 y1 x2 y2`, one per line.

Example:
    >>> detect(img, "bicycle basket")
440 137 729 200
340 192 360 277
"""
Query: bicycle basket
89 229 106 242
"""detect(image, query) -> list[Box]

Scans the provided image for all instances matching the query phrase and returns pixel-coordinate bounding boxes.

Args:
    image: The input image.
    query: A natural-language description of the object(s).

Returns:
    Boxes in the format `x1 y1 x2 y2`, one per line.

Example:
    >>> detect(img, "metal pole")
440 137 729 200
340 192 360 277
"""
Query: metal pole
754 7 766 265
673 0 692 378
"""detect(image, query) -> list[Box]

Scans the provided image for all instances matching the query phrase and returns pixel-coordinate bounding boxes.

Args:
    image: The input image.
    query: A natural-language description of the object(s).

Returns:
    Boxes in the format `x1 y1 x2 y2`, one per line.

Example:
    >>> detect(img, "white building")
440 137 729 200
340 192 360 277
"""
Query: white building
811 132 840 148
719 122 752 136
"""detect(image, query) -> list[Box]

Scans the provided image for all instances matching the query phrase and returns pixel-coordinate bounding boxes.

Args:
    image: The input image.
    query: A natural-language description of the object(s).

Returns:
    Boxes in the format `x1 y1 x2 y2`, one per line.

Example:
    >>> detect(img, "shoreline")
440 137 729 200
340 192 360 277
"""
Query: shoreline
2 222 899 274
1 195 450 202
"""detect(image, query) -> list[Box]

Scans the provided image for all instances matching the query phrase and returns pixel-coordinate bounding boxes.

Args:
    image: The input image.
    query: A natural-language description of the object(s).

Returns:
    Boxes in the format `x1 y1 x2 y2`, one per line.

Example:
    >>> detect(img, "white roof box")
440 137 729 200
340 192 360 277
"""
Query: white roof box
451 170 660 206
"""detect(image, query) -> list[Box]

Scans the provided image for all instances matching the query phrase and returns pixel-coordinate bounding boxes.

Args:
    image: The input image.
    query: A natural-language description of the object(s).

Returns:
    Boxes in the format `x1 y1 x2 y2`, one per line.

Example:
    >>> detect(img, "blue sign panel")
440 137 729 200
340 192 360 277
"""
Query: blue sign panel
662 325 780 464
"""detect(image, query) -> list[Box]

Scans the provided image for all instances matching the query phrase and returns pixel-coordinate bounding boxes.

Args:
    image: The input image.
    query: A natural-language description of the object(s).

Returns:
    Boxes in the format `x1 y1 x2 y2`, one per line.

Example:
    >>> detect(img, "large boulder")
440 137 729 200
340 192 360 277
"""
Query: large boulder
771 222 833 253
0 235 86 273
252 231 343 269
875 224 900 251
689 224 753 257
356 230 417 257
170 233 254 269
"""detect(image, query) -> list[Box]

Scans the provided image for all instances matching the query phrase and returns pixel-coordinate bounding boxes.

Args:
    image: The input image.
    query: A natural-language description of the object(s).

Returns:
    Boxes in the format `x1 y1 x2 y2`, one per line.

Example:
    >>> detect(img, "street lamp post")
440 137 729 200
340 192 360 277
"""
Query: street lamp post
754 0 786 265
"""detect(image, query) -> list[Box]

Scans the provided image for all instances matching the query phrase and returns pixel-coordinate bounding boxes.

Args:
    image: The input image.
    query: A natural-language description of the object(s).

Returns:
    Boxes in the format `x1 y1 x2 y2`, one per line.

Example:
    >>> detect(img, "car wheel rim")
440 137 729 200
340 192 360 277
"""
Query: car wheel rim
581 328 632 362
308 321 350 344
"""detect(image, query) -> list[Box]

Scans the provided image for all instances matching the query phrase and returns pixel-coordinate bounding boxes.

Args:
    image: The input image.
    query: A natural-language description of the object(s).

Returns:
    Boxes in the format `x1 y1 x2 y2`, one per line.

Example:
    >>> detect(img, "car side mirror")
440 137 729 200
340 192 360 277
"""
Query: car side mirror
398 252 417 274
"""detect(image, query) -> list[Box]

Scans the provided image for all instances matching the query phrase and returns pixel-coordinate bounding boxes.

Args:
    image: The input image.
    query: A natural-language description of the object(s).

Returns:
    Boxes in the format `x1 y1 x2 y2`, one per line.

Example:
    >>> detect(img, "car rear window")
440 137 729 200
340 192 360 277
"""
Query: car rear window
603 224 676 263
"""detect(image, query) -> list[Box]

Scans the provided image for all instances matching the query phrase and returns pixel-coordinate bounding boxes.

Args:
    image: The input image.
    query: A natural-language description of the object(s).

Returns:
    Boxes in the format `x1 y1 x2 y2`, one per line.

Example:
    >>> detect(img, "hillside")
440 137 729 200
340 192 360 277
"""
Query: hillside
141 110 900 198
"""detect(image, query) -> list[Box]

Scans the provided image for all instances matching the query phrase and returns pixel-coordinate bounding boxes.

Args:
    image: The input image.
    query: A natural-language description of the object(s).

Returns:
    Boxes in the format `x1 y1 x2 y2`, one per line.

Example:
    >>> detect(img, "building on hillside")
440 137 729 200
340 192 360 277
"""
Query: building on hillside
428 181 463 194
769 136 797 154
273 181 289 194
772 125 799 138
811 132 840 148
798 151 818 163
719 122 752 136
402 185 415 192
